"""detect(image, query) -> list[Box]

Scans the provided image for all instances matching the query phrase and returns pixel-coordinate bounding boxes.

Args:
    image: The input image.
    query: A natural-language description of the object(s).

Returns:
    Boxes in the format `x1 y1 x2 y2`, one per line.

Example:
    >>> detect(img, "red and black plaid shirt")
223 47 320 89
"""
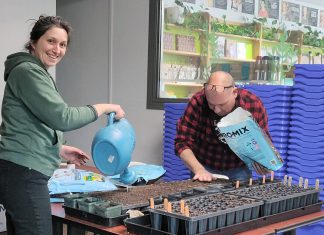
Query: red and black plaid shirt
175 88 269 171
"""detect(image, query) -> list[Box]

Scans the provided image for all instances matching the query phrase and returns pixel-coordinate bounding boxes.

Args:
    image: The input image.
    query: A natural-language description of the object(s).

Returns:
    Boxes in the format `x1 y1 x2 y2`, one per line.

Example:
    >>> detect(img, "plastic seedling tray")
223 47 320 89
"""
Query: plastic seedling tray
93 201 122 218
77 197 104 213
63 193 87 208
167 188 207 201
125 201 324 235
63 205 128 227
148 193 263 235
226 182 320 216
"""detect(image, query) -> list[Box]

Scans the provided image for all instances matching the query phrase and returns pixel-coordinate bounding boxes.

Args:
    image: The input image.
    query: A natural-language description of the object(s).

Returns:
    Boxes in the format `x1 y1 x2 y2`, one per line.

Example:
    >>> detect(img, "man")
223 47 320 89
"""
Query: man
175 71 271 181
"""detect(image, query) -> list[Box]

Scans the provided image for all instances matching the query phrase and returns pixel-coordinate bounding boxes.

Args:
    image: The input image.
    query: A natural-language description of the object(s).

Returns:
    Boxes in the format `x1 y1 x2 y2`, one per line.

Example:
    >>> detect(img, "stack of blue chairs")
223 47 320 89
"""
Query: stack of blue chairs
288 65 324 234
163 103 191 181
241 85 292 179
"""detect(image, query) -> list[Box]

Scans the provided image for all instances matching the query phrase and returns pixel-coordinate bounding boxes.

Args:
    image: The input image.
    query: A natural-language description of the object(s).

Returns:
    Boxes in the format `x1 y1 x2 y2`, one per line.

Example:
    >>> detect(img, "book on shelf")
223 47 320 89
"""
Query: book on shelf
215 36 225 57
236 42 247 59
225 39 237 58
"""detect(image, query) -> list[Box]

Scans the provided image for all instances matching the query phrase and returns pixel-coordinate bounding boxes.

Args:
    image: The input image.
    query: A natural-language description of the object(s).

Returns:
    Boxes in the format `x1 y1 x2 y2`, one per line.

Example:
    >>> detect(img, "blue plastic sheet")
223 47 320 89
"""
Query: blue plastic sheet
48 168 117 195
109 164 166 185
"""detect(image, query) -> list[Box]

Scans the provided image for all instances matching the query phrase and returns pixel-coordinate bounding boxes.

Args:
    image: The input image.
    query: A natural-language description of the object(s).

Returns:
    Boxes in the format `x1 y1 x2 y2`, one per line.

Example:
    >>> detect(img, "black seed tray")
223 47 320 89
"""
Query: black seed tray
226 182 320 216
167 188 208 201
63 205 128 227
125 201 324 235
148 193 263 235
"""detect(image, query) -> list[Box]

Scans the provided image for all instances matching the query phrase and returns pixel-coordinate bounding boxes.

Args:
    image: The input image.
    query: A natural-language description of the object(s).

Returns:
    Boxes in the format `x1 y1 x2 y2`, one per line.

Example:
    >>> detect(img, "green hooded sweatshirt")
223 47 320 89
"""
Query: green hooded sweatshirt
0 52 98 176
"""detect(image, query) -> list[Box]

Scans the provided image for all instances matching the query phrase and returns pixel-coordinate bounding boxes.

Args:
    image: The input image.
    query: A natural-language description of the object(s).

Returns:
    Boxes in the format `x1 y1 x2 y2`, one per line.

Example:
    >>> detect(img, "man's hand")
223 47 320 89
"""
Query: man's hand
252 162 271 175
193 168 214 182
60 145 90 166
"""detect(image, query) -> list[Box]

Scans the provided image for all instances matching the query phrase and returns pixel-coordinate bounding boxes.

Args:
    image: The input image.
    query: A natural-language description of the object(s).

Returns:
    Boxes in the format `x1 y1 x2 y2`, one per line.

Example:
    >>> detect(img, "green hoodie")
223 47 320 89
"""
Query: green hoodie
0 52 98 176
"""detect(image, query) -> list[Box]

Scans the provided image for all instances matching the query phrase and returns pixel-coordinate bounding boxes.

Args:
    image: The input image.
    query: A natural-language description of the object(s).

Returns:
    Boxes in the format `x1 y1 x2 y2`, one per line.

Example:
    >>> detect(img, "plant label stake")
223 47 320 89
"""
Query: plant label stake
236 180 240 188
304 179 309 189
150 198 154 209
316 179 320 190
249 178 253 186
299 177 303 188
164 198 168 210
167 202 172 212
283 175 287 185
270 171 274 182
184 206 190 217
288 176 292 187
180 200 185 214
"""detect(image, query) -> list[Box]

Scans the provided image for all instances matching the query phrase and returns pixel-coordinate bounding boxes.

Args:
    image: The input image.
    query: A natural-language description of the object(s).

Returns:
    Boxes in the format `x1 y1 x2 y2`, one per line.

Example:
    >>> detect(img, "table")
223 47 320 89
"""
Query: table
237 210 324 235
51 203 324 235
51 203 130 235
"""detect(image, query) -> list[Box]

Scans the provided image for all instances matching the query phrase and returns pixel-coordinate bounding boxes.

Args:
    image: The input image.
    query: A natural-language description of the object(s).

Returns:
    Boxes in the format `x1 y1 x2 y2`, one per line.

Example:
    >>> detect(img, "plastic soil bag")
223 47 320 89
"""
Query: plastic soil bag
217 107 284 171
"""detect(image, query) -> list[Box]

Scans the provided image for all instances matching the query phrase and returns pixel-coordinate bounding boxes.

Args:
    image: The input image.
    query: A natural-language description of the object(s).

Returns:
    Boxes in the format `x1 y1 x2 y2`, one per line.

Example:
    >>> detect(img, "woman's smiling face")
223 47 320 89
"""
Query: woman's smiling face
31 26 68 69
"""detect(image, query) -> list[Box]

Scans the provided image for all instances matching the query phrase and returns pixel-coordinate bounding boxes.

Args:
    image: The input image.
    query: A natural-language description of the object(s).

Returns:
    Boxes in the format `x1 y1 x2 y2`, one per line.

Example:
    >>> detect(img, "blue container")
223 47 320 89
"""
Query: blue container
91 113 136 183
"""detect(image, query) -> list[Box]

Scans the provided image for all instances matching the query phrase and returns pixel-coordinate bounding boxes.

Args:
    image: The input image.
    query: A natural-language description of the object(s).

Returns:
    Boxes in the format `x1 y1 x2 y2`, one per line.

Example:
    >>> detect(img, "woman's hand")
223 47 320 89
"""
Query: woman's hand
92 104 125 119
60 145 90 166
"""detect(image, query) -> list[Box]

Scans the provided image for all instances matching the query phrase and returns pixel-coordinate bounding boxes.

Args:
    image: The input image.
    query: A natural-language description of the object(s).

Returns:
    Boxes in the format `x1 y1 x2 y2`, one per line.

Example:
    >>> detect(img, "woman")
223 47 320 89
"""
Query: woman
0 15 125 235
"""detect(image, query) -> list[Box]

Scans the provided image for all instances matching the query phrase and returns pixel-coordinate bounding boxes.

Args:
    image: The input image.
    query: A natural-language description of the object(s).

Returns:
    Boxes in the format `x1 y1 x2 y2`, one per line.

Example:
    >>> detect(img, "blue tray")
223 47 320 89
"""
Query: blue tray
289 126 324 136
291 97 324 105
294 64 324 71
291 103 324 112
294 79 324 86
288 144 324 155
288 139 324 148
290 109 324 118
287 160 324 169
290 120 324 130
289 132 324 142
293 84 324 93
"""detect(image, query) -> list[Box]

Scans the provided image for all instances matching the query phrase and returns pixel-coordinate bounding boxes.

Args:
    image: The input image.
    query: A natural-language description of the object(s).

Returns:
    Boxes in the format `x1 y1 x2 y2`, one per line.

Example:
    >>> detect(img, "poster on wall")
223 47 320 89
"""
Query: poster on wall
320 10 324 28
301 6 318 27
242 0 255 15
214 0 227 10
282 1 300 23
230 0 242 12
231 0 255 14
258 0 279 19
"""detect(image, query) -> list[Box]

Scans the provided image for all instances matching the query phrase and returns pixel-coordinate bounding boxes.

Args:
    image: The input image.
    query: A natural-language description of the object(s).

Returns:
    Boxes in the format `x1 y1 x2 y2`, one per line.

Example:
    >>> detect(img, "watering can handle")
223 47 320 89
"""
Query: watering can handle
108 112 116 126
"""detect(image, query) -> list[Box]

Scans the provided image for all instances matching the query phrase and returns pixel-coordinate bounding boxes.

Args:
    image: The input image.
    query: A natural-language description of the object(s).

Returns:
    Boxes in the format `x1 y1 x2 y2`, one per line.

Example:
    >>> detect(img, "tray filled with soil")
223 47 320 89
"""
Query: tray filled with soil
147 193 263 235
125 201 324 235
63 180 231 226
226 182 320 216
90 179 231 212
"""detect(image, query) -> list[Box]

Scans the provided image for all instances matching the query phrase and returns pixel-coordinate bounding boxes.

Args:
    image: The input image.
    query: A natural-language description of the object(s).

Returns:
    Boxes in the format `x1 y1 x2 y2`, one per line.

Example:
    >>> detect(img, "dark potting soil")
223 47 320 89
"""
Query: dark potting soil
90 179 229 207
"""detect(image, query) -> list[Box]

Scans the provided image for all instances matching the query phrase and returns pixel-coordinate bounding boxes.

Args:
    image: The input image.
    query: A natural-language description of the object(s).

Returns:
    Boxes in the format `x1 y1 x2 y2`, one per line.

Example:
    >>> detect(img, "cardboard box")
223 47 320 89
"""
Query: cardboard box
0 204 6 232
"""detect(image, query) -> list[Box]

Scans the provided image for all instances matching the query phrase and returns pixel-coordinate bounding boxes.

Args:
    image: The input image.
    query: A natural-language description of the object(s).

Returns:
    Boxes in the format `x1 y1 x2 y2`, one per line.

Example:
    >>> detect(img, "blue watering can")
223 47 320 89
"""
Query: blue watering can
91 112 136 184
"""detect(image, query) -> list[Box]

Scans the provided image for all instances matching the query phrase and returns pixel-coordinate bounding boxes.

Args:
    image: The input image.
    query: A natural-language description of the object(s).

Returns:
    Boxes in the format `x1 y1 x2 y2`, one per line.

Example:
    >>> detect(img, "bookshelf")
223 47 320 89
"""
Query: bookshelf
160 16 320 99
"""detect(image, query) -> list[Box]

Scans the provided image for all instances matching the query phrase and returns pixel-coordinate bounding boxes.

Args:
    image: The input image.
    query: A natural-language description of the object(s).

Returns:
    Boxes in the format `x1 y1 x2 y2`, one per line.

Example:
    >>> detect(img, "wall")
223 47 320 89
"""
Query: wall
56 0 164 166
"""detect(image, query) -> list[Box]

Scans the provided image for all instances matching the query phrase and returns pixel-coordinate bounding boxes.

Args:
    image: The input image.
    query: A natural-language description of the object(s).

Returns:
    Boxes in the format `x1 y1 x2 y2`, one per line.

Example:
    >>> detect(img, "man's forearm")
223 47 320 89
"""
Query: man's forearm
179 149 205 174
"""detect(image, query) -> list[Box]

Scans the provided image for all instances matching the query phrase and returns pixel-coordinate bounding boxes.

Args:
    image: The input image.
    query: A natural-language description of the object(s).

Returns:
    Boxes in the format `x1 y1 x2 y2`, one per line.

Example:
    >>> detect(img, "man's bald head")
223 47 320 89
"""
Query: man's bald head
208 71 235 87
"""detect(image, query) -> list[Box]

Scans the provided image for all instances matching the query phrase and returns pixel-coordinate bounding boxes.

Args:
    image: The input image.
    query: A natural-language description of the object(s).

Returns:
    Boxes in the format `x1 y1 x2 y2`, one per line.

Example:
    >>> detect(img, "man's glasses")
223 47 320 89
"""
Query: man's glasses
204 83 234 93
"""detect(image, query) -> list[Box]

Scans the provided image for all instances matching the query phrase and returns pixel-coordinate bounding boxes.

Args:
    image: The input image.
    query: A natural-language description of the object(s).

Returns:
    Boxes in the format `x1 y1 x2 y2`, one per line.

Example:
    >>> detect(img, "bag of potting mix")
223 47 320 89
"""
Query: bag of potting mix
217 107 284 171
